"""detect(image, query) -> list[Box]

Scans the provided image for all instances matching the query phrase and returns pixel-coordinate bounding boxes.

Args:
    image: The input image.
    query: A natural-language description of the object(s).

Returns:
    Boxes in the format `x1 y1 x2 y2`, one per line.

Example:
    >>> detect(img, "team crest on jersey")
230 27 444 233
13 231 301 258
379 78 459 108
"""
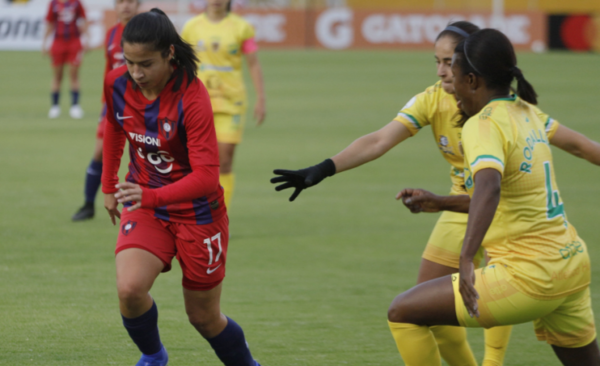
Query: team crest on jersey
158 118 177 140
438 135 455 156
439 135 449 147
121 220 137 236
212 41 220 52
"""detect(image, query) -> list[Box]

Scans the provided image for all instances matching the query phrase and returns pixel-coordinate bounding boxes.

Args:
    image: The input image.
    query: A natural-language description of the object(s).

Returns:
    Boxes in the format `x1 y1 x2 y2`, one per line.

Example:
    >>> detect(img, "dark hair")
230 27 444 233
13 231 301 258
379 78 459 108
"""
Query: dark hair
453 29 538 125
226 1 232 12
435 21 480 43
121 8 199 92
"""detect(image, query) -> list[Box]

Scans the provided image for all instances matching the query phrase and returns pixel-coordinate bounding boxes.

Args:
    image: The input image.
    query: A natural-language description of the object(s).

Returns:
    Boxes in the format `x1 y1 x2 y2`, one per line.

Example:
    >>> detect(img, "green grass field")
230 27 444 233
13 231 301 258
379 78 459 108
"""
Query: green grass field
0 49 599 365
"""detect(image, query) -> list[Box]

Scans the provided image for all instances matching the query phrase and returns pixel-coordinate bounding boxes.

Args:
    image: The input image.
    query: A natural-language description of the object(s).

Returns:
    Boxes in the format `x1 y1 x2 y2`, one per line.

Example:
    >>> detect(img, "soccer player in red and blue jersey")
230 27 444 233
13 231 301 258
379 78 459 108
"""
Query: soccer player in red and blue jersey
72 0 139 222
101 9 261 366
43 0 88 119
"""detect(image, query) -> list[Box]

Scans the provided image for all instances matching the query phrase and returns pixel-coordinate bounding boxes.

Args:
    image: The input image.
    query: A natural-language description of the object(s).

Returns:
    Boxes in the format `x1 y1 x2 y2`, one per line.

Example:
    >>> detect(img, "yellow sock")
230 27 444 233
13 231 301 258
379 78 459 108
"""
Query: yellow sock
482 326 513 366
219 172 235 209
430 326 477 366
388 321 441 366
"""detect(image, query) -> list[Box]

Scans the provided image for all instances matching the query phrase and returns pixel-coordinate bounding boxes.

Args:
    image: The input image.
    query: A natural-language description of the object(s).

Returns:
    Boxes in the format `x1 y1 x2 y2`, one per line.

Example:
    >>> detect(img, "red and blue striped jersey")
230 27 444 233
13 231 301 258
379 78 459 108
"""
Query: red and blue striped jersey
102 66 226 225
45 0 86 41
101 23 125 106
104 23 125 77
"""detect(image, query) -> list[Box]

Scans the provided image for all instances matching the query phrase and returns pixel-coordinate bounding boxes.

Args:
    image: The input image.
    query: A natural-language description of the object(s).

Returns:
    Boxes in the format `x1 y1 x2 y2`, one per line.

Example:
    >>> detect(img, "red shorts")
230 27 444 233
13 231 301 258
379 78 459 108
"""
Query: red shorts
50 39 83 67
116 208 229 291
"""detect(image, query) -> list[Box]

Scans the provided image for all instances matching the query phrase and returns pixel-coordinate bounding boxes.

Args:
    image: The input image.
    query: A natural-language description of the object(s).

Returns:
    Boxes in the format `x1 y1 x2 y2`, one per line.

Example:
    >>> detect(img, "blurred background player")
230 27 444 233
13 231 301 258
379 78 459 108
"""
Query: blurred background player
182 0 266 209
102 9 261 366
271 21 600 366
71 0 140 222
387 28 600 366
42 0 88 119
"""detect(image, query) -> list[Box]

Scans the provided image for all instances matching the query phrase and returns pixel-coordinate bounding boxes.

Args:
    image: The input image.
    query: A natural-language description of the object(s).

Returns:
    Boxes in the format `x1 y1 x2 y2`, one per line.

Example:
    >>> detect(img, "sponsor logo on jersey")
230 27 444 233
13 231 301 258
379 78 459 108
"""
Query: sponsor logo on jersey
158 118 177 140
136 148 175 174
129 132 161 147
121 220 137 236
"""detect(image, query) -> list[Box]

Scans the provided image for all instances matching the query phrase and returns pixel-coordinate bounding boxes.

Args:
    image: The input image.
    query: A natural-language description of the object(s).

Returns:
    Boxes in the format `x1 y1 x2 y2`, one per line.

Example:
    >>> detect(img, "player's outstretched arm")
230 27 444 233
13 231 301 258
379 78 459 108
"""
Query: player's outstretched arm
332 121 411 173
271 121 410 201
549 125 600 166
396 188 470 213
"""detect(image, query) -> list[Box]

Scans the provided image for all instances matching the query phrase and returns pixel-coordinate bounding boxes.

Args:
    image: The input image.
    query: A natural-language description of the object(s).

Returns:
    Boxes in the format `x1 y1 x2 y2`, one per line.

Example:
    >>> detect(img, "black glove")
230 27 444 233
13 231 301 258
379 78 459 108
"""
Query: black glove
271 159 336 201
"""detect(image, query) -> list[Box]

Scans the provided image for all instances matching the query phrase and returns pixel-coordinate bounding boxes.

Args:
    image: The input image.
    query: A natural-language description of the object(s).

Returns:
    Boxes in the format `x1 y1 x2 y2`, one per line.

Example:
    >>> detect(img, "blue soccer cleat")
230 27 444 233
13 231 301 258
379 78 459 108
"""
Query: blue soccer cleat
135 346 168 366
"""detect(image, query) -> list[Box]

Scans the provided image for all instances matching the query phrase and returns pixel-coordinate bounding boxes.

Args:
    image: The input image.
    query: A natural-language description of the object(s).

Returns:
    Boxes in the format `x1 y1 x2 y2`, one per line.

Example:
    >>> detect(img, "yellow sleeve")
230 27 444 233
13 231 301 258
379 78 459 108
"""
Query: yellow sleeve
393 91 432 136
462 117 508 178
240 18 255 41
533 106 561 140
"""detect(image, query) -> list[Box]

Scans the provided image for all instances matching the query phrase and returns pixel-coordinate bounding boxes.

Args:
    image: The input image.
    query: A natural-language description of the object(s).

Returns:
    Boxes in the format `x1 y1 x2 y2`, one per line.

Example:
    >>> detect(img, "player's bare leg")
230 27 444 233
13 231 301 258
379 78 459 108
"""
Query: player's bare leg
552 340 600 366
184 284 260 365
116 248 168 364
68 63 83 119
416 258 457 283
388 275 459 365
73 138 103 221
218 142 237 208
183 284 227 338
416 259 478 366
116 248 163 317
49 65 64 118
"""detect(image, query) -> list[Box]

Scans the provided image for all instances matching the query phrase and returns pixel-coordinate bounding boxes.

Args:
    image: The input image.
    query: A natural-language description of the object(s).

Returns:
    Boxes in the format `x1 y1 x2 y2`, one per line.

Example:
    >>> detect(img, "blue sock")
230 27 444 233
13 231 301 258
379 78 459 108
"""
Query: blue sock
206 317 255 366
51 92 59 106
84 160 102 204
71 90 79 105
122 301 163 355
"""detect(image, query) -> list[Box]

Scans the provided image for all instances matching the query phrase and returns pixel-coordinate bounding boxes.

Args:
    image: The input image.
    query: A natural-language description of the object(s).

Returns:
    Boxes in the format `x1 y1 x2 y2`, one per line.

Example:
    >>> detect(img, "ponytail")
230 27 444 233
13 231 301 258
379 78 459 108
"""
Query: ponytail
122 8 199 92
454 29 539 107
226 0 232 12
510 66 537 105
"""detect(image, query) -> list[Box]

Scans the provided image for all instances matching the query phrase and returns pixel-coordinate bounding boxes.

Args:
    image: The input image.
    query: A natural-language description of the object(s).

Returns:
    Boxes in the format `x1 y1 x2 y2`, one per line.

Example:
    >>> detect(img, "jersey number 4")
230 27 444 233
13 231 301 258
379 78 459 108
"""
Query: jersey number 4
544 162 566 222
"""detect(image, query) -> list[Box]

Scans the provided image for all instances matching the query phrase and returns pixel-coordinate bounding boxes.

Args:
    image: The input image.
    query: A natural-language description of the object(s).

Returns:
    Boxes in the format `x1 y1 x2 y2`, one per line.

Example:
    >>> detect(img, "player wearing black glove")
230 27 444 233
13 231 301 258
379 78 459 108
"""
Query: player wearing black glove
270 159 336 201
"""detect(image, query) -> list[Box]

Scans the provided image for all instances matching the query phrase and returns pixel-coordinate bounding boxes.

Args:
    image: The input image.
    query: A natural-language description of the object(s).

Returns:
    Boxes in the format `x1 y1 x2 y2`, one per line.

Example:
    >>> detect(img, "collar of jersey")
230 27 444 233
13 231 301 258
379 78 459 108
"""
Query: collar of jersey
489 95 517 103
202 12 231 25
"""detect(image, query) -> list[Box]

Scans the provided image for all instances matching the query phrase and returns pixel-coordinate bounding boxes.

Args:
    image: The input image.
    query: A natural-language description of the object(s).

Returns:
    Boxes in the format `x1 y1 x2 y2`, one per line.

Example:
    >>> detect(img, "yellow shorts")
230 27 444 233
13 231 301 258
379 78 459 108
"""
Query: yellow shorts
452 264 596 348
214 112 245 144
422 210 484 269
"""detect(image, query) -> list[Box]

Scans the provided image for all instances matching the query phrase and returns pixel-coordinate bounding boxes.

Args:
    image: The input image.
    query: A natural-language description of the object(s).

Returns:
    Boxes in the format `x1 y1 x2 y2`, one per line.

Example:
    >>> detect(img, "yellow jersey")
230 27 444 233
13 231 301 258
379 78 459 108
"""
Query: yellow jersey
394 81 560 196
462 96 590 300
181 13 256 115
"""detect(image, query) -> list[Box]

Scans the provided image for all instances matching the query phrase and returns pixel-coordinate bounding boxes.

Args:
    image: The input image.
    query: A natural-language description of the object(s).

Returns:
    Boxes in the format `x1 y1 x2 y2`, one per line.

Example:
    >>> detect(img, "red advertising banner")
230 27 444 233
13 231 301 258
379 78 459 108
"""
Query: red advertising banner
309 9 547 51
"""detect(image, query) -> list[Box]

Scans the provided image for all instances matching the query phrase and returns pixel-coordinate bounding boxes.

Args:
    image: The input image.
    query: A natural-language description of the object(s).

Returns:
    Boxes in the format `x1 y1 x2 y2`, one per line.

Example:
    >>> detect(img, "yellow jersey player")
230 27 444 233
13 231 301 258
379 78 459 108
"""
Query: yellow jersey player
182 0 266 209
271 22 600 366
387 28 599 366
